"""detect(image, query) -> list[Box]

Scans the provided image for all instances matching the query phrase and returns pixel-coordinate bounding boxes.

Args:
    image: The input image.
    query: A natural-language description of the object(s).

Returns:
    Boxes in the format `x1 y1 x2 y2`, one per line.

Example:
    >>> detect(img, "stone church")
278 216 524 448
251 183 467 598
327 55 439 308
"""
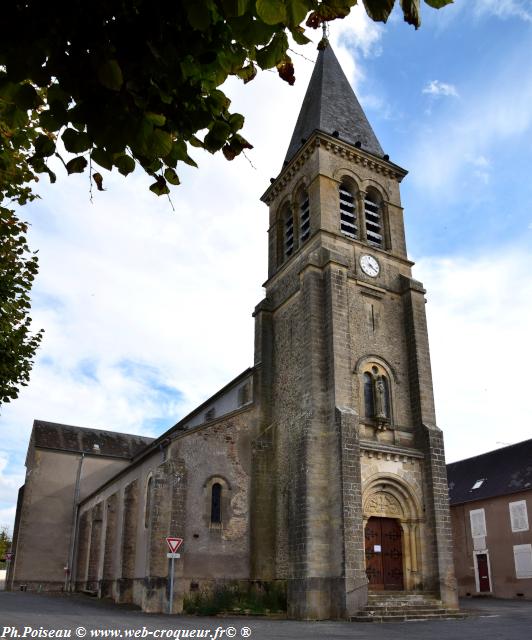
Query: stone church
8 40 458 619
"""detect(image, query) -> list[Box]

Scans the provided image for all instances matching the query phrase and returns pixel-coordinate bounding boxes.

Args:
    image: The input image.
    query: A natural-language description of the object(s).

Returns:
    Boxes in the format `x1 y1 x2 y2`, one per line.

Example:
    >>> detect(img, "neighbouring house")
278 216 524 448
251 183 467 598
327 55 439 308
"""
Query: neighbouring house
447 439 532 599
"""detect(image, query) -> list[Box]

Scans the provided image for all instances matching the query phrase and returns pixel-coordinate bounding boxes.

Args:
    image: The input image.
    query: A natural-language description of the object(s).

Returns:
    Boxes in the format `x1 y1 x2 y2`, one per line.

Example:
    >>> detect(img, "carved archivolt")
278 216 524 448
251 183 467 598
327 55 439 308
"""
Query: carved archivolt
365 492 403 518
362 473 422 522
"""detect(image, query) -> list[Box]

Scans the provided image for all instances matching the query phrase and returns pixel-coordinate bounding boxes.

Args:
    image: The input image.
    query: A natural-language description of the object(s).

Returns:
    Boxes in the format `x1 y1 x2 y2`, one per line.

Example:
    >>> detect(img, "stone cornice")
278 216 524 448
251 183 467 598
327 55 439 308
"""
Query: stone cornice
261 130 408 205
360 440 425 464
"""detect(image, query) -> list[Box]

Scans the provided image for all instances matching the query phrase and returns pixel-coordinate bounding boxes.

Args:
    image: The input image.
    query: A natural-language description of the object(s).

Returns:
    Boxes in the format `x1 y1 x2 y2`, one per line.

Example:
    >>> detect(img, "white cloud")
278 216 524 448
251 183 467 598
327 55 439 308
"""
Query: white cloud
416 247 532 463
422 80 459 98
474 0 532 22
409 54 532 193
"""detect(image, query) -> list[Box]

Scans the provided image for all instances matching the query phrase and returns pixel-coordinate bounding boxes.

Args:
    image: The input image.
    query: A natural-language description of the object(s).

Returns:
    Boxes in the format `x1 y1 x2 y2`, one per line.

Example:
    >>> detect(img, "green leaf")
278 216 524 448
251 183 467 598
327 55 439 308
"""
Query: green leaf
256 0 287 25
145 112 166 126
235 62 257 84
39 108 67 132
290 26 312 45
91 147 114 170
184 0 212 30
424 0 452 7
164 167 181 185
66 156 88 174
229 113 245 132
286 0 311 26
13 83 43 110
149 176 170 196
189 136 204 148
97 60 124 91
204 120 232 153
114 154 136 176
148 129 173 158
33 135 55 158
47 85 71 106
362 0 396 22
220 0 250 17
62 128 91 154
256 32 289 70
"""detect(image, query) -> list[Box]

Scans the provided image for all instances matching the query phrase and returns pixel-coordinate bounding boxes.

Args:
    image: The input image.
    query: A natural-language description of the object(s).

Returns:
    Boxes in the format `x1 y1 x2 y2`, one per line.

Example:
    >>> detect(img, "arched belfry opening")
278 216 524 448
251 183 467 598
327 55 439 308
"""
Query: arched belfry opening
363 475 424 592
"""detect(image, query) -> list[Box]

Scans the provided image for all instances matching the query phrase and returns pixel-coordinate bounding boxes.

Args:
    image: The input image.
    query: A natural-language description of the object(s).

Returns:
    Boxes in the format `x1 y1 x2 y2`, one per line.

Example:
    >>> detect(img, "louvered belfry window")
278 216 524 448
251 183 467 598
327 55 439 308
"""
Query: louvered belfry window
339 182 357 239
365 193 383 247
300 191 310 244
284 207 295 258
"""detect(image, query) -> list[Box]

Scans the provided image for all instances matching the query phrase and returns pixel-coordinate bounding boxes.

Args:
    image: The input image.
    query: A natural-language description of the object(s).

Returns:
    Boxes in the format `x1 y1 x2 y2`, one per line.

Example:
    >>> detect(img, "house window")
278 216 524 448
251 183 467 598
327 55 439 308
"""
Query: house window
284 207 295 258
469 508 487 538
339 181 357 239
509 500 529 533
513 544 532 579
144 475 153 529
364 193 383 247
211 483 222 524
299 190 310 244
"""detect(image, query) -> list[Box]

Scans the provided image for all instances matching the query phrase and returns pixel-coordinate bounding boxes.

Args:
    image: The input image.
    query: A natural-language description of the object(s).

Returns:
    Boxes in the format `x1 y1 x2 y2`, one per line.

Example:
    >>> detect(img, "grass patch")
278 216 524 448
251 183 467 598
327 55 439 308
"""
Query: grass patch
183 582 286 616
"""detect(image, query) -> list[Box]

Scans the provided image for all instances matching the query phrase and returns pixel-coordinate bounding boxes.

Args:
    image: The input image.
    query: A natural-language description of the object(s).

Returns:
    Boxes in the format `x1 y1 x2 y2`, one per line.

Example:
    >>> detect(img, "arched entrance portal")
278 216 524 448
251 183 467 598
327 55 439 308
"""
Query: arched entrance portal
362 474 424 593
365 517 403 590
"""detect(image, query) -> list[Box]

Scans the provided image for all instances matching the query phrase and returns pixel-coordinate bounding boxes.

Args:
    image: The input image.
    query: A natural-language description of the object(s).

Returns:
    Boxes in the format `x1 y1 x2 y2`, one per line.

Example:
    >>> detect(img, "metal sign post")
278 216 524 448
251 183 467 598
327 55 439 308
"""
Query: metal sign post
165 538 183 615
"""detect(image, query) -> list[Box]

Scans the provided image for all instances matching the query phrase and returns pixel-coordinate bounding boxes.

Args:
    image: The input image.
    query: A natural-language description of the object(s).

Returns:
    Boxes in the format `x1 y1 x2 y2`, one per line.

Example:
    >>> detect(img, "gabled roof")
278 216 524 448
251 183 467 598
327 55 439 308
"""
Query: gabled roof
447 439 532 506
284 40 384 165
31 420 154 459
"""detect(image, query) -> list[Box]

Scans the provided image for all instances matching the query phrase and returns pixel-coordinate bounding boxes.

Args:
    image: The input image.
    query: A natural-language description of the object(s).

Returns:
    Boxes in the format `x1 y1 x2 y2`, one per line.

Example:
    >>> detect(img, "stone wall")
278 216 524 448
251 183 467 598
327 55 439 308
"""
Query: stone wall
74 405 254 613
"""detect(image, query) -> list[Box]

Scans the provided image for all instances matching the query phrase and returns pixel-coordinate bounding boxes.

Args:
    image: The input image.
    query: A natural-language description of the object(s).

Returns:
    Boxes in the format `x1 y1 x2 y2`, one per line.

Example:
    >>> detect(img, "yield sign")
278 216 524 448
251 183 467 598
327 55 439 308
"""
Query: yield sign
166 537 183 553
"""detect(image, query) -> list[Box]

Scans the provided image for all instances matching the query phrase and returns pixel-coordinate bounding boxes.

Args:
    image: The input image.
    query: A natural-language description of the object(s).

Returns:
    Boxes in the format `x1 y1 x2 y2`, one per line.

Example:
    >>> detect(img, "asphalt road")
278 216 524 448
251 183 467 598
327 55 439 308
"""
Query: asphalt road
0 592 531 640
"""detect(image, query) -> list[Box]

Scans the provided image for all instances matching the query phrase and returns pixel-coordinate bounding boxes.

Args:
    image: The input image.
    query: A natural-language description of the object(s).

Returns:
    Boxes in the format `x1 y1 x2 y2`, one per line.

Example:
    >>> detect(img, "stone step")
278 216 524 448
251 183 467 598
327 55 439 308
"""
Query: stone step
361 607 448 615
368 596 438 604
351 611 467 623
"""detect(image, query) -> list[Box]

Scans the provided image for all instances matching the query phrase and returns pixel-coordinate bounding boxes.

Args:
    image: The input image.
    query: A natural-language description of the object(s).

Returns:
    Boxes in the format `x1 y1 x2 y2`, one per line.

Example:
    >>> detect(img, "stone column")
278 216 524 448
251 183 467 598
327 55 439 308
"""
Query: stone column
101 492 118 598
86 503 103 593
118 479 138 603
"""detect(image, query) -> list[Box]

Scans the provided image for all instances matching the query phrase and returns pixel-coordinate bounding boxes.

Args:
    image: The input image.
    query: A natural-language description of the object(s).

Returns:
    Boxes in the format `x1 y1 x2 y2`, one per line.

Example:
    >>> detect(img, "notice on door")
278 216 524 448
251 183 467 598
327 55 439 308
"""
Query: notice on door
374 545 382 552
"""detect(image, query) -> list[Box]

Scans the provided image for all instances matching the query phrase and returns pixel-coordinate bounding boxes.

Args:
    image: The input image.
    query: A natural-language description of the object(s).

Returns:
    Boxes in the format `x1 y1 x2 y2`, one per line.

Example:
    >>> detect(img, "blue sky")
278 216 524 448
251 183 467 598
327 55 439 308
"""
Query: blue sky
1 1 532 531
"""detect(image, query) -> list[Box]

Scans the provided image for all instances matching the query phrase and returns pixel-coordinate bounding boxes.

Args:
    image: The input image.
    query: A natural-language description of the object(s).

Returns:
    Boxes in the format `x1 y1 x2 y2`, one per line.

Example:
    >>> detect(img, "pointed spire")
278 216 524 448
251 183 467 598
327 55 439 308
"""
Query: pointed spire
284 42 384 164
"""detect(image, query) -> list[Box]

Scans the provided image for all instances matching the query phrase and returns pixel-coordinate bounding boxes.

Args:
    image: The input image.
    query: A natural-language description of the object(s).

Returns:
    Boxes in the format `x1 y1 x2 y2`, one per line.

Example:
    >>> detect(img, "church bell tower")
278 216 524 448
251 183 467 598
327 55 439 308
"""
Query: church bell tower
251 37 458 620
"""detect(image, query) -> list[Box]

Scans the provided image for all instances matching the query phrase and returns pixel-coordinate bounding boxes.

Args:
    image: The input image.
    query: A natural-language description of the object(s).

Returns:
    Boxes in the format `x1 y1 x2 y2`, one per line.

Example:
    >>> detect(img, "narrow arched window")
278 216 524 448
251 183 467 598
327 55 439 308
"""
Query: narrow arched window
365 193 383 247
211 482 222 524
339 181 357 239
299 190 310 244
284 206 295 258
144 476 153 529
364 372 375 418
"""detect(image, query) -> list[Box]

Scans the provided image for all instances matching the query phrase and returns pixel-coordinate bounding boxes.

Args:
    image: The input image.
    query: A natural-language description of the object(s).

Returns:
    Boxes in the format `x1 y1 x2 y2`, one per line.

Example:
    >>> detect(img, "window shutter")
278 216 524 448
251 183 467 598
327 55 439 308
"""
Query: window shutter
513 544 532 579
364 196 383 247
509 501 529 533
300 192 310 243
339 184 357 239
470 508 487 538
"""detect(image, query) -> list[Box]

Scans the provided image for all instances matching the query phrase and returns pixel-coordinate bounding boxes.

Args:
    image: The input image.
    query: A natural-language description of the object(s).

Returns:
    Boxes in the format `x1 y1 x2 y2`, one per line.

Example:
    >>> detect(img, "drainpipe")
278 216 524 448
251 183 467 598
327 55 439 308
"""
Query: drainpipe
67 452 84 591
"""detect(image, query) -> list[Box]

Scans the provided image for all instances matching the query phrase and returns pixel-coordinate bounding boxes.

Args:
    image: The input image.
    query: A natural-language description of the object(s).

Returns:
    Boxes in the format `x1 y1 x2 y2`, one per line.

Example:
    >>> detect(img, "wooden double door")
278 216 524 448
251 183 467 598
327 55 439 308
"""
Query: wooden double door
364 517 404 590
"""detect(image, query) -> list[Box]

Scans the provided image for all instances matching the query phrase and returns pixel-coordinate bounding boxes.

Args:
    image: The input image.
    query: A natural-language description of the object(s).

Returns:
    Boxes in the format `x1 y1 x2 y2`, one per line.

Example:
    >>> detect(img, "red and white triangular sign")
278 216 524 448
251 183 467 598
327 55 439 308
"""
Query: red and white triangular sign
166 537 183 553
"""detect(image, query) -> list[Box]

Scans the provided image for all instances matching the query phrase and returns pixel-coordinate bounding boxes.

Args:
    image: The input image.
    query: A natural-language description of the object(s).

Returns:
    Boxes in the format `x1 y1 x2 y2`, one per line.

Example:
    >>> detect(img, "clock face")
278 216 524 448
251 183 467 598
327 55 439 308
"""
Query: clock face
360 254 380 278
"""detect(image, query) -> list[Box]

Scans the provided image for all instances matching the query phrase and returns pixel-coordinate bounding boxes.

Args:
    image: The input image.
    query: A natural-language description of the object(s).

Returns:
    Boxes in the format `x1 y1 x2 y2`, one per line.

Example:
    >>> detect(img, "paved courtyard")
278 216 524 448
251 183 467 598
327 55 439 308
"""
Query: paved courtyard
0 592 531 640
